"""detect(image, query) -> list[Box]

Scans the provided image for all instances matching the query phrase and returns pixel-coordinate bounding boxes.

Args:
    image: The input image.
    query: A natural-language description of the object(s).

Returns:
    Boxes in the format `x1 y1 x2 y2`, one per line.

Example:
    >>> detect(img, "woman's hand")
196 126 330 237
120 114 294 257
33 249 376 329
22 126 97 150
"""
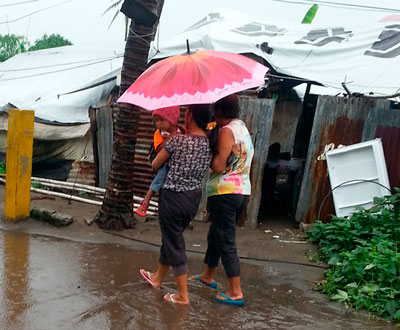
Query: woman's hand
210 127 234 173
152 148 170 170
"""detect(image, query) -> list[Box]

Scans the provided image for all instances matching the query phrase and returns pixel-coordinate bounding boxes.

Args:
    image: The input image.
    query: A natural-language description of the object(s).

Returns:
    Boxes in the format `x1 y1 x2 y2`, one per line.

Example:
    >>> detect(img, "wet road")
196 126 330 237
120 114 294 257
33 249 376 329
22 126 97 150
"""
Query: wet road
0 230 396 330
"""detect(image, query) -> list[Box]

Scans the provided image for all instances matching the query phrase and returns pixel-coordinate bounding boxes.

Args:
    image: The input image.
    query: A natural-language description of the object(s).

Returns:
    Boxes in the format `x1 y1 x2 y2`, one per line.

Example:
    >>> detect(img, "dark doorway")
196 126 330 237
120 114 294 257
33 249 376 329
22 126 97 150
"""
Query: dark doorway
258 92 318 228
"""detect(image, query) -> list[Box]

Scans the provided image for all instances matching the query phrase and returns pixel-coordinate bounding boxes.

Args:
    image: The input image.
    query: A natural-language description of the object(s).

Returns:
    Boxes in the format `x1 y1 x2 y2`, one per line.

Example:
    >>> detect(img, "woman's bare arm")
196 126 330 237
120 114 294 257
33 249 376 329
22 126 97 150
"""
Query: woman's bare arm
152 148 170 170
210 127 234 173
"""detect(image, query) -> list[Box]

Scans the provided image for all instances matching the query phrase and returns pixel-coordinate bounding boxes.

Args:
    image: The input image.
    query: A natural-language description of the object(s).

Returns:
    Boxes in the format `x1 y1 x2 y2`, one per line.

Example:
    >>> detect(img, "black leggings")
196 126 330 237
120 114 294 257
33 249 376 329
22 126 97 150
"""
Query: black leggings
204 194 248 278
158 188 202 276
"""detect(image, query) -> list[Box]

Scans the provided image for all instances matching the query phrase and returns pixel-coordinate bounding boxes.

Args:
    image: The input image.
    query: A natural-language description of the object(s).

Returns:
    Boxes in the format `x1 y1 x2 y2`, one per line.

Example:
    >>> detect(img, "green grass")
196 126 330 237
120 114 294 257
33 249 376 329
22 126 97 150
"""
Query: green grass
0 161 5 174
308 189 400 321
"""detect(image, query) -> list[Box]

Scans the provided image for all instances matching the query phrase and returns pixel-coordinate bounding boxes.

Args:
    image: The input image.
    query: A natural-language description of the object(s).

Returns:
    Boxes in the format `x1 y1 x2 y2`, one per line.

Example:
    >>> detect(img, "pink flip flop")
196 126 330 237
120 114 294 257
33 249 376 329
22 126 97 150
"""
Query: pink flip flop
140 269 161 289
136 202 148 217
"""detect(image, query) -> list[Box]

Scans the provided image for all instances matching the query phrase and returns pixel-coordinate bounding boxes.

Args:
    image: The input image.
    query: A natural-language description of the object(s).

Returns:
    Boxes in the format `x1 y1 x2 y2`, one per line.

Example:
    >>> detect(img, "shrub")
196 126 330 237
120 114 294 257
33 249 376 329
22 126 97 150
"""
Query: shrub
308 189 400 321
0 162 5 174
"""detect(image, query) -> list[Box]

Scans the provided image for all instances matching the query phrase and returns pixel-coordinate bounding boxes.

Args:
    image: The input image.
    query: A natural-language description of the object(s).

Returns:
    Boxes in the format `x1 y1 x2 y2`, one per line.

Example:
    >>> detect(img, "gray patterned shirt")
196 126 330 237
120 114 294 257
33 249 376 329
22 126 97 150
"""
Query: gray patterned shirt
163 134 212 192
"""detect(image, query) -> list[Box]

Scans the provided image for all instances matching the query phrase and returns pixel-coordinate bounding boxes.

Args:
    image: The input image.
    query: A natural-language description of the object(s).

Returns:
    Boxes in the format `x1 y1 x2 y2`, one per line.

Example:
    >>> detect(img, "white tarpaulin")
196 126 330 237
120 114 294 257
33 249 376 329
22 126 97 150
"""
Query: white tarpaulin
149 5 400 97
0 45 123 123
0 112 90 140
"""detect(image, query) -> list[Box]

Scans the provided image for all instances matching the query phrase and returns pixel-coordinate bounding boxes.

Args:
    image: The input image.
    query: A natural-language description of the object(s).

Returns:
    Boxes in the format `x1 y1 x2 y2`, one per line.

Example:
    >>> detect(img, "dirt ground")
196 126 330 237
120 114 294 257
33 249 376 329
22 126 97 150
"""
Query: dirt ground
2 183 399 329
0 183 319 268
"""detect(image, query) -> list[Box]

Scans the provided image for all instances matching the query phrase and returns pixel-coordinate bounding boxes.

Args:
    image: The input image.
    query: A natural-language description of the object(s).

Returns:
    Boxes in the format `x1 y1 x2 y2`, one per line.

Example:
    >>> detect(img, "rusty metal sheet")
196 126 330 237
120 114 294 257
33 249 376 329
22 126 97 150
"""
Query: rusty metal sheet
375 125 400 189
296 96 400 224
67 161 96 186
132 110 156 198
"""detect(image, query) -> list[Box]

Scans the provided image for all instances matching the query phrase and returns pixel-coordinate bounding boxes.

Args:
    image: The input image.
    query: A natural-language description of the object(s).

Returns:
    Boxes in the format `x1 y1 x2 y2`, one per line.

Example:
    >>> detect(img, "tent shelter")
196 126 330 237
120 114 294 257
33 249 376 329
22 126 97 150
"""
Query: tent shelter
0 45 122 182
144 4 400 226
149 7 400 98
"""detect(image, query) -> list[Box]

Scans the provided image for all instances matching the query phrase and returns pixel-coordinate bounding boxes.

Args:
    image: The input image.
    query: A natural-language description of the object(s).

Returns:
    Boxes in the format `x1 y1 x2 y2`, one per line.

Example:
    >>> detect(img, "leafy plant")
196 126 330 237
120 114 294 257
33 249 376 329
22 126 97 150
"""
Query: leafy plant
0 34 29 62
308 189 400 321
28 34 72 52
0 161 5 174
1 33 72 62
31 181 42 189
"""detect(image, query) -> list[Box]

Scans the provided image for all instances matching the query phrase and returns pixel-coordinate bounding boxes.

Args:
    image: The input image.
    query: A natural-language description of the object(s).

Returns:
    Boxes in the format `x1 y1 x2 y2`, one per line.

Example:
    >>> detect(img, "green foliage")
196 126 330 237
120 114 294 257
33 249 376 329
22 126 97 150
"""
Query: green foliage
0 162 5 174
28 34 72 51
308 190 400 321
0 34 30 62
31 181 42 189
0 33 72 62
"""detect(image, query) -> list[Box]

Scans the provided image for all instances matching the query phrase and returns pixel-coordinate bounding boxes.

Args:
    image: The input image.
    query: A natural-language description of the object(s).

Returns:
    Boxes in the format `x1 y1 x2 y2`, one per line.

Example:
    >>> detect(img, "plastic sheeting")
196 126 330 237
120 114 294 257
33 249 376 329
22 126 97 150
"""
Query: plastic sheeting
149 7 400 97
0 112 90 140
0 111 93 162
0 45 123 123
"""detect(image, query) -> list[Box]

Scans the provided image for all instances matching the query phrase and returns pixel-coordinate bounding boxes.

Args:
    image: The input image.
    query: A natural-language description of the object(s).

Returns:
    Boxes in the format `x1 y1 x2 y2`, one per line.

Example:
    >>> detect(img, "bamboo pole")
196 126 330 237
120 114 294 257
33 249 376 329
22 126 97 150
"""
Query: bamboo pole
30 176 158 207
0 178 157 213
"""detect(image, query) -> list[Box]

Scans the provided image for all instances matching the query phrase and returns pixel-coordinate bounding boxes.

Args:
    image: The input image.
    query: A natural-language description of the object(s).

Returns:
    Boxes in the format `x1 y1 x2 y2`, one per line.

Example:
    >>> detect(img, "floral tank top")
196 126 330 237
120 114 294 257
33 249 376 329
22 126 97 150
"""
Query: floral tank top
206 119 254 197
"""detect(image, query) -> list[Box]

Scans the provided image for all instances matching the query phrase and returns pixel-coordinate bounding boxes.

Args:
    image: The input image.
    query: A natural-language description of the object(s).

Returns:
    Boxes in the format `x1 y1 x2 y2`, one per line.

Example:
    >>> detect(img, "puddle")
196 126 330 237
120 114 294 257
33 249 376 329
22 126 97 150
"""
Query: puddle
0 231 396 330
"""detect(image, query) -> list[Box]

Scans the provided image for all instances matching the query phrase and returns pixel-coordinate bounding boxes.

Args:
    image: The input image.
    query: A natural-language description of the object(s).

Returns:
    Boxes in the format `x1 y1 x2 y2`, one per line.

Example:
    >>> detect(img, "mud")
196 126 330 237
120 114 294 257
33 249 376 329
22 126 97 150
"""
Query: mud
0 230 396 330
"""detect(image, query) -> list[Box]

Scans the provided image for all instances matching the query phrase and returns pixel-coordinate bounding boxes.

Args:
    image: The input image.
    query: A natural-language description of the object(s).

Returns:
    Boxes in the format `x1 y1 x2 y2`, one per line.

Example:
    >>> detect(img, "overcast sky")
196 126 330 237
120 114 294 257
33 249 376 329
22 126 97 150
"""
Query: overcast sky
0 0 126 48
1 0 399 50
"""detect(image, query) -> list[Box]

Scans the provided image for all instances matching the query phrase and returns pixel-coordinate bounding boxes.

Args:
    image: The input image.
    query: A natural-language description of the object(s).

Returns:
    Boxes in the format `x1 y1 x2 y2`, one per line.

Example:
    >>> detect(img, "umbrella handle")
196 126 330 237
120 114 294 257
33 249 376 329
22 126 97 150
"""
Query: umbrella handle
186 39 191 54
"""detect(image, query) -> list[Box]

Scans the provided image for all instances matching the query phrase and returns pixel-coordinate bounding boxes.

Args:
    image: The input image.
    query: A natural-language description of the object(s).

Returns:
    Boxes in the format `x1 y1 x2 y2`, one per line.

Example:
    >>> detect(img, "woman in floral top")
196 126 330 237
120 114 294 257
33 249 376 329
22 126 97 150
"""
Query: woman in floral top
193 94 254 307
140 104 213 305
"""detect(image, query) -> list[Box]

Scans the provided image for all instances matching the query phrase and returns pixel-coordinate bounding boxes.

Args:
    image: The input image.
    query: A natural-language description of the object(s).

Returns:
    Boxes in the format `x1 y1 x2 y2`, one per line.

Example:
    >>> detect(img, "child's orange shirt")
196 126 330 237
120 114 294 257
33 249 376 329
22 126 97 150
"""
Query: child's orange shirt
153 127 187 152
153 129 165 151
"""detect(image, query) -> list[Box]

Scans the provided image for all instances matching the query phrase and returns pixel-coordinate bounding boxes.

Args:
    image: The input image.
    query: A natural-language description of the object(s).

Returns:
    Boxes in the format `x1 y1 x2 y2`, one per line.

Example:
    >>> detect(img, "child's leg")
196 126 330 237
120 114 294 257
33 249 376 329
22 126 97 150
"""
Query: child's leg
149 164 168 193
136 189 155 215
136 165 168 216
143 189 155 205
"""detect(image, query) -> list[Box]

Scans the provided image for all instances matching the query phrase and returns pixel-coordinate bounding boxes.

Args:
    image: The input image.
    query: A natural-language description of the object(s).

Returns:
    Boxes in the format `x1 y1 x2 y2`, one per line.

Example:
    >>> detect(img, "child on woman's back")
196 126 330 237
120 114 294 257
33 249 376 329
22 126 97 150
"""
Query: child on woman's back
136 106 182 217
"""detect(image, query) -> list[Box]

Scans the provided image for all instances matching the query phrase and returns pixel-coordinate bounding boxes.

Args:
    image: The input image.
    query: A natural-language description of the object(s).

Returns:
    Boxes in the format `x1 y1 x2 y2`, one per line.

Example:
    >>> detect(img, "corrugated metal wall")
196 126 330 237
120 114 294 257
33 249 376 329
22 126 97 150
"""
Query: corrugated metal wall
374 125 400 189
129 97 276 225
95 105 185 205
96 106 113 188
296 96 400 224
240 97 276 227
132 109 156 197
97 95 277 226
268 93 302 154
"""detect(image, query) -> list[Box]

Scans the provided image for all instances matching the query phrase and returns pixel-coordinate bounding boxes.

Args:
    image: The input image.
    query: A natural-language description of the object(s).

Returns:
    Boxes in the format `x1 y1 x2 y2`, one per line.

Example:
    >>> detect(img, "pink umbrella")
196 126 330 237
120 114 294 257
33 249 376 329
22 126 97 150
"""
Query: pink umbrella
118 49 269 110
379 15 400 23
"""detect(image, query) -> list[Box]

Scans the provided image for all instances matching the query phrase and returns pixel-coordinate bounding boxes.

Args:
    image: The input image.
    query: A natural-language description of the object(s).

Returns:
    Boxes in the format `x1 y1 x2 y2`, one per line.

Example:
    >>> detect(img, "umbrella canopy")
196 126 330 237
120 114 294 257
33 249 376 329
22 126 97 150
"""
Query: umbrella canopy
118 49 268 110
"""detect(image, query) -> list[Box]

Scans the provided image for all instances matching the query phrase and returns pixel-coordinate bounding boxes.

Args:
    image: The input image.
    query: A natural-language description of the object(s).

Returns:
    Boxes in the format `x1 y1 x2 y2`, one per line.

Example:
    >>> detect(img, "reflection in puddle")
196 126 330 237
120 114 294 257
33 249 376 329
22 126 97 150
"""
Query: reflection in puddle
0 231 396 330
1 231 29 330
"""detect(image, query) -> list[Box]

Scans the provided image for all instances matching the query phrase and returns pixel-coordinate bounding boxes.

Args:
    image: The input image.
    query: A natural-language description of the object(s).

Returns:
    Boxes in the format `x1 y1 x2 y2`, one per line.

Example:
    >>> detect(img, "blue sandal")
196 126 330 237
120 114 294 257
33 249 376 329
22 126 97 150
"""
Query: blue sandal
214 293 244 306
194 275 217 289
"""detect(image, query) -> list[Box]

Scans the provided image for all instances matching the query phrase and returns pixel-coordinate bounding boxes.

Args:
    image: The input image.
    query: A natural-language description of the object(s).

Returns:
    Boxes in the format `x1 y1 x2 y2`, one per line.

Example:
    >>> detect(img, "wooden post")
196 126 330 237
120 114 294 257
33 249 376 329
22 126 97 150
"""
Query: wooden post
239 97 276 228
89 107 99 187
5 109 34 221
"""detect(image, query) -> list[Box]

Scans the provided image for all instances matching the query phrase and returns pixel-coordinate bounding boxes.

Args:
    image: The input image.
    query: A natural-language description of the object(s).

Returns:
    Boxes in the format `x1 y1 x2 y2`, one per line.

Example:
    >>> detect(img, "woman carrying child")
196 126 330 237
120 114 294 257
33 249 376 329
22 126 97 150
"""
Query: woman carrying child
135 106 183 217
140 104 214 305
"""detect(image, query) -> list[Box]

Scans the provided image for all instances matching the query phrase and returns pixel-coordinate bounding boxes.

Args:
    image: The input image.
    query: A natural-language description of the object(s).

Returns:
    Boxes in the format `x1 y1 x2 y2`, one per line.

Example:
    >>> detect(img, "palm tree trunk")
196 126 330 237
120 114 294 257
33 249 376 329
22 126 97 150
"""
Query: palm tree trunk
94 0 165 230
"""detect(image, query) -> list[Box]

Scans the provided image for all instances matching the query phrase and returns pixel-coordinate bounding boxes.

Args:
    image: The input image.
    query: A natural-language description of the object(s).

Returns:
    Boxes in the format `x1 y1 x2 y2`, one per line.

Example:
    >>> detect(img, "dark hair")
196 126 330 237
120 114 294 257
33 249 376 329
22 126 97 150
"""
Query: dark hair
214 94 239 119
188 104 212 131
187 104 218 153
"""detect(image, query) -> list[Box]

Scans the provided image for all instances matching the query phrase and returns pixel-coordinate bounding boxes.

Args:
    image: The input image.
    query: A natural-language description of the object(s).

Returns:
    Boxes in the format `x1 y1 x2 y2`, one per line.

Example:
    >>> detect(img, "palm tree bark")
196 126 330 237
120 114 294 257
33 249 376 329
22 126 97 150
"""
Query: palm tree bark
94 0 165 230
